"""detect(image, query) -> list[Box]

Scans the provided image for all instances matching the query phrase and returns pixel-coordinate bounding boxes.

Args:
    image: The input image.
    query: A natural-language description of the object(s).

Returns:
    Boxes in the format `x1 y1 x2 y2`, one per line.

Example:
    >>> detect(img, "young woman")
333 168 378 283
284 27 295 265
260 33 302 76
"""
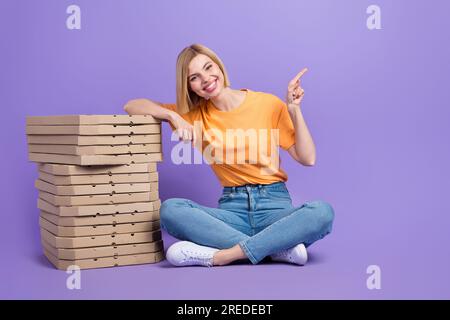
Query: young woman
124 44 334 267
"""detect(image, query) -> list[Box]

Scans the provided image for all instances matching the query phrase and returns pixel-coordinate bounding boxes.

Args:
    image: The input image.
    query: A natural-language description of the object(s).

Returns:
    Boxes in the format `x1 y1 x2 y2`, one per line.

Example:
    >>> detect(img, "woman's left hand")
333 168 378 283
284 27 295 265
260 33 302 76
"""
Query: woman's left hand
286 68 308 107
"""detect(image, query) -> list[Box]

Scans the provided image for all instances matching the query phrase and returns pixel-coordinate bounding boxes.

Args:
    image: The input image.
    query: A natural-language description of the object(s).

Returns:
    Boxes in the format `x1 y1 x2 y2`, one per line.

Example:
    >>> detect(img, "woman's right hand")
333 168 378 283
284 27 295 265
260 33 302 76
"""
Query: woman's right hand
170 113 196 146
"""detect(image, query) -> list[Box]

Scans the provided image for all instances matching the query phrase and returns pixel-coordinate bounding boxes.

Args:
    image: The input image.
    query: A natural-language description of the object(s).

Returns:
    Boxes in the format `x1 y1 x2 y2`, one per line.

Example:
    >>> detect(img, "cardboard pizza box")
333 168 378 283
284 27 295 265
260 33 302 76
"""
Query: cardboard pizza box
35 179 158 196
29 152 163 165
26 115 160 126
39 190 159 206
40 228 162 248
26 124 160 135
30 153 127 165
41 239 163 260
39 216 160 237
27 134 162 146
37 198 161 216
110 153 163 164
38 171 158 185
38 162 157 175
40 210 160 226
28 143 162 156
43 249 165 270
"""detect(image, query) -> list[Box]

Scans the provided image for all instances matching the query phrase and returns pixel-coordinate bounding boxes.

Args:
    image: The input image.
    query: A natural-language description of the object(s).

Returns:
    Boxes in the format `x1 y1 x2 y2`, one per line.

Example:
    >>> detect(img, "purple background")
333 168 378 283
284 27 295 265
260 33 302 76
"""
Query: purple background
1 0 449 299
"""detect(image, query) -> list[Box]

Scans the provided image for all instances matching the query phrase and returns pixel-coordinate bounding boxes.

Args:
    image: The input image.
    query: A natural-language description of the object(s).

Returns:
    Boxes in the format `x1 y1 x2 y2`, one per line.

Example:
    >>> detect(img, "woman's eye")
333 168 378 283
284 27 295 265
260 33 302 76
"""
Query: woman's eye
190 77 196 82
206 65 212 70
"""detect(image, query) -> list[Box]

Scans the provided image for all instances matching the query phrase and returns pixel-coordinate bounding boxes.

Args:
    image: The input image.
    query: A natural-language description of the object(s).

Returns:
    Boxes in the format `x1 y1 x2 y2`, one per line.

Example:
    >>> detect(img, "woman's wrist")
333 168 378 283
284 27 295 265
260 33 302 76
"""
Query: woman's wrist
287 102 302 113
167 110 179 124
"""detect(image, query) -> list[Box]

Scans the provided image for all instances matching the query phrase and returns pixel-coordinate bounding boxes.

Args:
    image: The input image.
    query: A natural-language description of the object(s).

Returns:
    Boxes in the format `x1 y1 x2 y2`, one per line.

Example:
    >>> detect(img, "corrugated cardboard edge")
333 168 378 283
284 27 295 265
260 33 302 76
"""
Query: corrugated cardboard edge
39 216 160 237
27 133 162 145
35 179 156 196
29 153 163 165
38 163 157 175
40 228 162 248
26 115 161 126
39 190 159 206
28 143 162 156
41 239 163 260
40 210 160 226
38 171 158 185
43 249 165 270
37 198 161 216
26 124 161 135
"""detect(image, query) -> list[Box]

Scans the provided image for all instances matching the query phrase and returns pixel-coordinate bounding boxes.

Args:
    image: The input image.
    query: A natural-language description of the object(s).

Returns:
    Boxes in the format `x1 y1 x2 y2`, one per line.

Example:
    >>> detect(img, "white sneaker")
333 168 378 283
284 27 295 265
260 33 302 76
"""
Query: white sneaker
165 241 219 267
270 243 308 266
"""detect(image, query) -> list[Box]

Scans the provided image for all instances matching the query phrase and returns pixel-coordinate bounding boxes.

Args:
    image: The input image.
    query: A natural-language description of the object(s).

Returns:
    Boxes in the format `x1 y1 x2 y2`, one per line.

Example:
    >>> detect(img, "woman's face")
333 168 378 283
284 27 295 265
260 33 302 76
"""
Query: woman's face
187 54 224 99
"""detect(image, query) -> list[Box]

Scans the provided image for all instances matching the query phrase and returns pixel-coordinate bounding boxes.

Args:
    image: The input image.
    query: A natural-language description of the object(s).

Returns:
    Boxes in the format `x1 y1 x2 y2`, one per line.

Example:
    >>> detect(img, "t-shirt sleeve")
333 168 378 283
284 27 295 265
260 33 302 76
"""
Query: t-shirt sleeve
274 96 296 150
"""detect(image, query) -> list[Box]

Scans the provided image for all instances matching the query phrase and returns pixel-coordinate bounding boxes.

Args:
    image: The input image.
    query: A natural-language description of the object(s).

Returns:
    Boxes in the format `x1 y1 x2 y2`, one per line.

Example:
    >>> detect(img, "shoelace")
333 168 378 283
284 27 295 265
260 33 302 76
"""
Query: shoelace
182 249 214 267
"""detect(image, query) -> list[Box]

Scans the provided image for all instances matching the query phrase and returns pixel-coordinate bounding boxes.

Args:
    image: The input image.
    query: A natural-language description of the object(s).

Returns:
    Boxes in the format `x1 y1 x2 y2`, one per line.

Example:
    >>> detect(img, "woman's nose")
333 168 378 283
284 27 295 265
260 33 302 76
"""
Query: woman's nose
201 78 211 86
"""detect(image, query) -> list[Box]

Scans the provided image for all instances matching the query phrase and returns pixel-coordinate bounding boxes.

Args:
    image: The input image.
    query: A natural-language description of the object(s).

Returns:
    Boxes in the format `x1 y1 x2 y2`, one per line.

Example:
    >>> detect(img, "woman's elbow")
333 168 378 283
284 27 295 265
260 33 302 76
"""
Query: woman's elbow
300 156 316 166
303 160 316 166
123 100 133 114
123 99 142 115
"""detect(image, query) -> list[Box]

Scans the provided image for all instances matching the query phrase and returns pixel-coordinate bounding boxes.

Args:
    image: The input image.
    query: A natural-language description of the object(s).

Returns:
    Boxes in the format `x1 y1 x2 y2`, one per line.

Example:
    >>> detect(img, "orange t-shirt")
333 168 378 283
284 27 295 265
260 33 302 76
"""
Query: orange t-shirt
161 89 296 187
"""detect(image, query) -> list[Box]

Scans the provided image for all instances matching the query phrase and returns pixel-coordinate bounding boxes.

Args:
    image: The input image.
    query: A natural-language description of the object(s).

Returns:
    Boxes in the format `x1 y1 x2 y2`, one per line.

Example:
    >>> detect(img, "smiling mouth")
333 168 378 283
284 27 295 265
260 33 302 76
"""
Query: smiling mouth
203 79 217 93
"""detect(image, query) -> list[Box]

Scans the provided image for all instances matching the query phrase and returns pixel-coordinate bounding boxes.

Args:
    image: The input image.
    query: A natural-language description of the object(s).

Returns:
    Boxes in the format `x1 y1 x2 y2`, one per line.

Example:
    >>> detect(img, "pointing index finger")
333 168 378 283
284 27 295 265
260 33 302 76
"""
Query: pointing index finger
293 68 308 82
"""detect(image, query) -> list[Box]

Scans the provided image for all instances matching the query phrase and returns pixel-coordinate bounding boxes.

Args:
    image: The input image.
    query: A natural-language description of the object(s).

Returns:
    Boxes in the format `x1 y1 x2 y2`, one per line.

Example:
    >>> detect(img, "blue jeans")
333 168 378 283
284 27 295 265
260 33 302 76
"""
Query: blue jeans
160 181 334 264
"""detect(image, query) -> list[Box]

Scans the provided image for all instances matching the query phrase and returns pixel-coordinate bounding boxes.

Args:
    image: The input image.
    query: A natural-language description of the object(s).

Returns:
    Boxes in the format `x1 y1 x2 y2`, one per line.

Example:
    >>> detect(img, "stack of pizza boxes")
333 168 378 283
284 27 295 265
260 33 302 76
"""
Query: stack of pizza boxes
26 115 165 270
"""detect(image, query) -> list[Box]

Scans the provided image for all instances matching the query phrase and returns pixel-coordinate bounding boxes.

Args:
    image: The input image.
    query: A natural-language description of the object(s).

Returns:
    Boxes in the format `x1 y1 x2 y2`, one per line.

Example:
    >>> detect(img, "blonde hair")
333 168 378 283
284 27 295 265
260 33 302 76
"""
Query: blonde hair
176 44 230 114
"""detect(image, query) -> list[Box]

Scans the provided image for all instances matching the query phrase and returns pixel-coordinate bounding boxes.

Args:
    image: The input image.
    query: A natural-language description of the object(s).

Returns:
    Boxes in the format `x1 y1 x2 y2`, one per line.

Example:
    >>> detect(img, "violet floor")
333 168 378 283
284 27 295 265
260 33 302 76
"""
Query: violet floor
3 229 449 299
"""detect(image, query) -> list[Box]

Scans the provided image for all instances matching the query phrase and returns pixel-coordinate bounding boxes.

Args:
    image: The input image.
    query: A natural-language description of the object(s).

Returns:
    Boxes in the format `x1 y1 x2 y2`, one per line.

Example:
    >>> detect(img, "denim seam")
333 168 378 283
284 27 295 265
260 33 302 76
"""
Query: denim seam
239 240 258 264
242 217 286 260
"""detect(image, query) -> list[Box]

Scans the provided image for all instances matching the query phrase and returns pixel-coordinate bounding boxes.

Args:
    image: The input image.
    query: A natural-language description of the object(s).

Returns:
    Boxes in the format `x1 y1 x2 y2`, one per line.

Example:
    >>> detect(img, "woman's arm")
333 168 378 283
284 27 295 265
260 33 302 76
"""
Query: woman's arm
285 68 316 166
286 107 316 166
123 98 196 143
123 98 177 123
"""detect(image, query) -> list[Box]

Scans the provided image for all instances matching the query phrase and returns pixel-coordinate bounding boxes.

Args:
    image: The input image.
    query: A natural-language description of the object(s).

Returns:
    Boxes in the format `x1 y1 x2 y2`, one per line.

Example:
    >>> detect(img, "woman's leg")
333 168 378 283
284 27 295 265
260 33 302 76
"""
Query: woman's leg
160 197 251 265
239 200 335 264
160 197 251 250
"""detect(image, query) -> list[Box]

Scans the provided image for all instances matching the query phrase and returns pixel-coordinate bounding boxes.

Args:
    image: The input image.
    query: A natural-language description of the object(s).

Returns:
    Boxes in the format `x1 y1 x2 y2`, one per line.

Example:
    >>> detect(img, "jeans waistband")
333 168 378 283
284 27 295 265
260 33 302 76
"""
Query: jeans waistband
223 181 287 193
